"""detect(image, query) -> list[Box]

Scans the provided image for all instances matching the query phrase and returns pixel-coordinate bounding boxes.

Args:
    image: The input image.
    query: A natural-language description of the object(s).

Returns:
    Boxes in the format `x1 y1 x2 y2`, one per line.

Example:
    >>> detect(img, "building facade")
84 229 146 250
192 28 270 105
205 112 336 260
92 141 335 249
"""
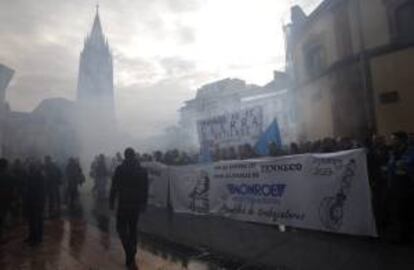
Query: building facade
0 8 116 162
179 72 296 149
0 7 120 162
3 98 79 163
0 63 78 162
286 0 414 141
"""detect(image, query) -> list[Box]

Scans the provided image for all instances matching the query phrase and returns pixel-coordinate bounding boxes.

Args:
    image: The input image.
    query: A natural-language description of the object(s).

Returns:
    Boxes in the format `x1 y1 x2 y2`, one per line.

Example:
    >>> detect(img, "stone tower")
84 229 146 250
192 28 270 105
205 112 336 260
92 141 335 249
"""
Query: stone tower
76 6 117 159
77 5 115 123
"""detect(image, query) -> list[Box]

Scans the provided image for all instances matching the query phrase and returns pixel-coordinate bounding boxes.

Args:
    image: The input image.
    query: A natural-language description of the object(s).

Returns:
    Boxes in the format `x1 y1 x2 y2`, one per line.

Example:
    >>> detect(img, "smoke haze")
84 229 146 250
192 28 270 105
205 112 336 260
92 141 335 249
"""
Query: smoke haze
0 0 322 145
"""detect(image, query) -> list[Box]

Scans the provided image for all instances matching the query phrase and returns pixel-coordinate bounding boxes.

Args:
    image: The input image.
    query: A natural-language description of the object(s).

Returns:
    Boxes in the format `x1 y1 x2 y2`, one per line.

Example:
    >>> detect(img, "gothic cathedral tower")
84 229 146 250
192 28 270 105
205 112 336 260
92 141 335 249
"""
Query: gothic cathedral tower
76 6 117 159
77 5 115 123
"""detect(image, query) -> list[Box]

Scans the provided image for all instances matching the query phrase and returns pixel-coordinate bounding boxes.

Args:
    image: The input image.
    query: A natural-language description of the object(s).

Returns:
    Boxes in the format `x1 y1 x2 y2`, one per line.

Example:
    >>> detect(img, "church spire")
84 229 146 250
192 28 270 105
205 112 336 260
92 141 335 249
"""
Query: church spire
89 3 105 46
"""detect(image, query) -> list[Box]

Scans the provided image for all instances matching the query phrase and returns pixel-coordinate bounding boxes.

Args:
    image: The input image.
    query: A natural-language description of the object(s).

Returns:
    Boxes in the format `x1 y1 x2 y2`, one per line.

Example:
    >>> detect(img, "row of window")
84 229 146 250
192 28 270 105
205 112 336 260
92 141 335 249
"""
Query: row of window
302 1 414 79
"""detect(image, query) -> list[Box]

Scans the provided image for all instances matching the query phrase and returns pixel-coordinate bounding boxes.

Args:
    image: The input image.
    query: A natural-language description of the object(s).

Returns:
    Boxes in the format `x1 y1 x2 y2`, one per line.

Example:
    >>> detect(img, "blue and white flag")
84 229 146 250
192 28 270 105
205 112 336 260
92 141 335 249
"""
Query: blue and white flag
255 118 282 156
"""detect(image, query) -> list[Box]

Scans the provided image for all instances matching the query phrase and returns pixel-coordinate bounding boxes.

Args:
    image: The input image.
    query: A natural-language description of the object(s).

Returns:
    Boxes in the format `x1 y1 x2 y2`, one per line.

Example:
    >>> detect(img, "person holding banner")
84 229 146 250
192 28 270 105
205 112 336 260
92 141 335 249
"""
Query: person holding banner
110 147 149 270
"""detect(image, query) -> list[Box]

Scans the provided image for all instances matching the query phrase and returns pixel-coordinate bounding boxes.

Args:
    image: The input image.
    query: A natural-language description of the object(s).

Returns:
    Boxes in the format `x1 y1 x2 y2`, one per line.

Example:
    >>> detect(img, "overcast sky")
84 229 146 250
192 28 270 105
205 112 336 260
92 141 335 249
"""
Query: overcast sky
0 0 321 140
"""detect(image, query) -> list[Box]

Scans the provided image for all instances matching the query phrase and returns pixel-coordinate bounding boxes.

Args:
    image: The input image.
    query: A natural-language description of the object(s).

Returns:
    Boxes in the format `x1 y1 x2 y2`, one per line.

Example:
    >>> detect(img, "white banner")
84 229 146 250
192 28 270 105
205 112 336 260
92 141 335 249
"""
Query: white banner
169 149 377 237
142 162 169 208
197 106 263 149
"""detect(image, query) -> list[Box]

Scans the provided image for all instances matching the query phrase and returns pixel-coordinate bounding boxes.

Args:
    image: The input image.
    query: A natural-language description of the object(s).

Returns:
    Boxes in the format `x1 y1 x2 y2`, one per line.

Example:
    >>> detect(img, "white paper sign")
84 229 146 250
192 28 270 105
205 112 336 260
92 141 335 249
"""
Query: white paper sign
197 106 263 149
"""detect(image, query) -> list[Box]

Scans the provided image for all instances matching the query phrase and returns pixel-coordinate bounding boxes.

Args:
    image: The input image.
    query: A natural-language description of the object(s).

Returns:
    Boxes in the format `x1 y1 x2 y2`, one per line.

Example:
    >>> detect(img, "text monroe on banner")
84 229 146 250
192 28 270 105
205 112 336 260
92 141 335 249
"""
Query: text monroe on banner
145 149 377 237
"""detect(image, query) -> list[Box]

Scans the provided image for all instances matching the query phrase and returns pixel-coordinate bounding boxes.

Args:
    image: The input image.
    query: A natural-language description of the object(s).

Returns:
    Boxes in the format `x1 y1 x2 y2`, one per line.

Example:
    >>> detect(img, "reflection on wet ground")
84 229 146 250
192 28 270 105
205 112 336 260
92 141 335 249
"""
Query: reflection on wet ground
86 195 247 270
83 191 414 270
2 190 414 270
0 210 216 270
1 189 260 270
86 193 271 270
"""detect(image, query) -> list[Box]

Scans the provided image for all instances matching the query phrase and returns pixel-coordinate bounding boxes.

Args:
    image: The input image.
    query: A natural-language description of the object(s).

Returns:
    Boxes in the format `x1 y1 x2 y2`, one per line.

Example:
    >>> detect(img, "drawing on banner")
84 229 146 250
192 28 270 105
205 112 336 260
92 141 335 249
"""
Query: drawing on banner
189 170 210 214
318 159 356 231
171 149 376 236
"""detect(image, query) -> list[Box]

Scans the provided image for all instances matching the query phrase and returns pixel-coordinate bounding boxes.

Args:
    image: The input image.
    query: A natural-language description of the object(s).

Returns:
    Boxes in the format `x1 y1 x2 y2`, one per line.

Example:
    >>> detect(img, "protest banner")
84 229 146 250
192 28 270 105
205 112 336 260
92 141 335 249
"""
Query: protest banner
197 106 263 150
169 149 377 237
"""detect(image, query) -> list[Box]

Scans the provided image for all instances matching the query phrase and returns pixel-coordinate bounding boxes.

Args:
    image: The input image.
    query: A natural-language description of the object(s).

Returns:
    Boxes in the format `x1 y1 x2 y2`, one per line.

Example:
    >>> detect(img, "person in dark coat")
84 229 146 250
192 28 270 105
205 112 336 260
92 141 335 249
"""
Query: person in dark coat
24 160 46 246
44 156 62 217
110 148 148 270
0 158 14 239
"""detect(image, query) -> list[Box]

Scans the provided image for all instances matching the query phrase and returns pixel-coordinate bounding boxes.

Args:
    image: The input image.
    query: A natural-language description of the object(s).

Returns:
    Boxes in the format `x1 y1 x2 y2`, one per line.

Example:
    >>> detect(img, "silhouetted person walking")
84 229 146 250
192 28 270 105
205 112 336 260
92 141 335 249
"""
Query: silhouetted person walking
24 161 46 246
110 148 148 270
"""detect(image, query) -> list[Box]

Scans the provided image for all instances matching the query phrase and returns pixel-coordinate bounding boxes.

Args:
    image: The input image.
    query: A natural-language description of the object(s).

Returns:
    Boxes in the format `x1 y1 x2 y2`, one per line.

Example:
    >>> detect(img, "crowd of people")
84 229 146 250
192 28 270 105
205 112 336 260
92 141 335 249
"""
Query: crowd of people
131 137 365 166
367 132 414 243
0 148 148 269
91 131 414 243
0 156 85 246
0 131 413 248
136 132 414 242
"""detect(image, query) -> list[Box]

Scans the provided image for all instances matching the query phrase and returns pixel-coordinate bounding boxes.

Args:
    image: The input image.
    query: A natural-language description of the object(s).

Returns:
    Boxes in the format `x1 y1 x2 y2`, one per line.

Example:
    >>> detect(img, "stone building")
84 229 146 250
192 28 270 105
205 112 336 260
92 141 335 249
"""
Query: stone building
3 98 79 163
0 6 117 163
77 6 115 122
286 0 414 141
0 62 78 163
0 7 115 162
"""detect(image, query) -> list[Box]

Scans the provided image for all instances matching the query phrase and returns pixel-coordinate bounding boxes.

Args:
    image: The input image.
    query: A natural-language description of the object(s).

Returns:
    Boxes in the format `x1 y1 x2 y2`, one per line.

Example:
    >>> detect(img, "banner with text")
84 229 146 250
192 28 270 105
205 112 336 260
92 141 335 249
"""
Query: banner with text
169 149 377 237
197 106 263 150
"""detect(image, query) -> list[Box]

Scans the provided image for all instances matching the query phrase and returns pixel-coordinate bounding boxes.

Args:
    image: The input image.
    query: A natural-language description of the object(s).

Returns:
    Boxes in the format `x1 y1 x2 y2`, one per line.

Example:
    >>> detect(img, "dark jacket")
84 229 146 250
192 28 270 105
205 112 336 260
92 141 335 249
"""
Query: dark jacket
110 159 149 213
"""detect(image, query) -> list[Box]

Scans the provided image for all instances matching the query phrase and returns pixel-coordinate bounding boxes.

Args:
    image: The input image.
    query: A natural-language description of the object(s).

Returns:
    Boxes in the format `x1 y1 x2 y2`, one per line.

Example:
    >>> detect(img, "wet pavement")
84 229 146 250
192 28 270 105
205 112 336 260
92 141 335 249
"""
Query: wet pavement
82 190 414 270
0 217 214 270
1 189 414 270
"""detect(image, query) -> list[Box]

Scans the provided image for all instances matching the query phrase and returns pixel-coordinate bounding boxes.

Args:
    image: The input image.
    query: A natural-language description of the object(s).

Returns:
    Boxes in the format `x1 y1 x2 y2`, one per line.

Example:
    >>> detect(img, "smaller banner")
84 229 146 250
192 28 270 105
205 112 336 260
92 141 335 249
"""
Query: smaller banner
197 106 263 150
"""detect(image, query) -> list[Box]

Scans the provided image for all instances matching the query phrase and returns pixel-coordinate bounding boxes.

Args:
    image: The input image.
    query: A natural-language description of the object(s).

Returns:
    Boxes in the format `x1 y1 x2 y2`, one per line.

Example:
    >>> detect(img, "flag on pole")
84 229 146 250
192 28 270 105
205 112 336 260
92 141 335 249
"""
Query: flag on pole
255 118 282 156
